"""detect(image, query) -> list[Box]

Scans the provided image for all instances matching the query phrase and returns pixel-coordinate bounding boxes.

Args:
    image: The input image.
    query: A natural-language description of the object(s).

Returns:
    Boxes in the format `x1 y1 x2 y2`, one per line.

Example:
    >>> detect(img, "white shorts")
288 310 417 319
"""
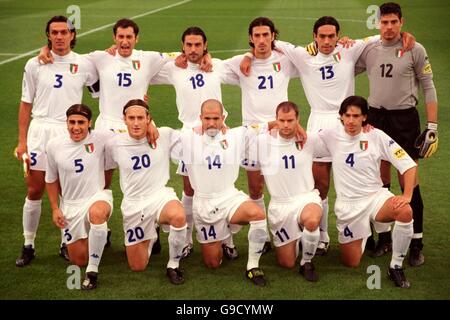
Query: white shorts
268 190 322 247
27 118 67 171
60 190 113 245
335 188 393 244
307 112 341 162
121 187 179 246
94 114 128 133
193 188 249 244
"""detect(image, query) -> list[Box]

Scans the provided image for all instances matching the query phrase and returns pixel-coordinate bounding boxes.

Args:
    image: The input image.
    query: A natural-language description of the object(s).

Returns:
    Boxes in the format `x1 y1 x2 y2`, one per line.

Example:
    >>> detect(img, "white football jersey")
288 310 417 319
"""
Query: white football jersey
22 51 98 122
45 130 113 200
255 132 326 198
276 38 378 113
105 127 179 199
223 52 298 125
151 58 236 129
318 127 416 199
88 50 170 122
177 125 266 195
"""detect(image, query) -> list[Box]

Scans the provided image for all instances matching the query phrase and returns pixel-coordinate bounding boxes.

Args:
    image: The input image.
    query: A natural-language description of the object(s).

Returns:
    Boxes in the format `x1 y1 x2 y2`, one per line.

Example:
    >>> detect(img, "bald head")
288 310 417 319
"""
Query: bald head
200 99 225 136
201 99 224 116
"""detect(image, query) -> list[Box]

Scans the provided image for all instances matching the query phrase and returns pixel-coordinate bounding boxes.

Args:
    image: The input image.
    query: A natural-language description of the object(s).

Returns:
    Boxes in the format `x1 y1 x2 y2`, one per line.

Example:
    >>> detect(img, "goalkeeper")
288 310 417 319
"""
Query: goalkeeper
355 2 438 267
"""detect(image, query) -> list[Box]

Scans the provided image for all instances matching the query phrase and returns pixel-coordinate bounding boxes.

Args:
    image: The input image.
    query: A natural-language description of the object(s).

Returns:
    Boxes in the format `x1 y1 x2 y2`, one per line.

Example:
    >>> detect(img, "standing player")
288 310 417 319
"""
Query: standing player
356 2 438 266
254 102 323 282
15 16 99 267
223 17 300 253
46 104 113 290
150 26 239 259
318 96 416 288
105 99 187 285
175 99 271 286
241 16 415 256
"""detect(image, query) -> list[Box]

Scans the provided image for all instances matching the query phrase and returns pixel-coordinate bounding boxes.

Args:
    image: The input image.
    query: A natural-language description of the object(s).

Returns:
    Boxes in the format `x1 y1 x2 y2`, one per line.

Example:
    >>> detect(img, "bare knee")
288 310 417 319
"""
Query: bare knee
129 260 148 272
70 255 88 267
248 209 265 222
394 205 413 223
303 217 321 231
89 207 109 224
278 258 296 269
169 212 186 228
203 258 221 269
27 186 44 200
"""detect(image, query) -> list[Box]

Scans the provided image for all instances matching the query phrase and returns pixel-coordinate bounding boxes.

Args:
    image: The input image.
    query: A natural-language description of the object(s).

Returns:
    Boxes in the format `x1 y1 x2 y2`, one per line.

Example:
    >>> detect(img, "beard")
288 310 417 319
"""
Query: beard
205 128 220 137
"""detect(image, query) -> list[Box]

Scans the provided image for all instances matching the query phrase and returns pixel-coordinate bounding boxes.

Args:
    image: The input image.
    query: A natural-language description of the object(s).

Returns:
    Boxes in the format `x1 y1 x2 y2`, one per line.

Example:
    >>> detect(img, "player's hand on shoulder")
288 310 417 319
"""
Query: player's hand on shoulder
338 36 355 49
200 53 213 72
38 45 53 64
401 31 416 52
175 53 188 69
239 52 253 76
105 44 118 56
362 124 374 133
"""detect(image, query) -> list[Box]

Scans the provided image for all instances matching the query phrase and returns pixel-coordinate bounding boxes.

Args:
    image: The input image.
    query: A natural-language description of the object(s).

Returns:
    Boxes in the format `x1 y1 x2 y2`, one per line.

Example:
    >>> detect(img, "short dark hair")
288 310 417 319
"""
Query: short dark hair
46 16 76 49
182 26 207 43
380 2 402 19
123 99 149 115
113 18 139 36
248 17 278 49
276 101 299 119
339 96 368 125
66 104 92 121
313 16 340 35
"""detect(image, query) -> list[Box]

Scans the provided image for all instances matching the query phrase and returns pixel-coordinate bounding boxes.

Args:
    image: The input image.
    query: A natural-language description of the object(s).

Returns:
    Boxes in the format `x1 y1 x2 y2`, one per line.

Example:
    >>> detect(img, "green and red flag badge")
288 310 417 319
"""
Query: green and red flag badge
333 52 341 63
85 143 94 153
273 62 281 72
220 139 228 150
360 140 368 151
132 60 140 70
70 64 78 74
395 48 404 58
295 141 302 150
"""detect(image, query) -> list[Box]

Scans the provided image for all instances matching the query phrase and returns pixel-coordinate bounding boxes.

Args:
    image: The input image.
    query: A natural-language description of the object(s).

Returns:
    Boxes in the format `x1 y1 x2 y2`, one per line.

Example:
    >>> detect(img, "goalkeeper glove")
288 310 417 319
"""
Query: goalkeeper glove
415 122 438 158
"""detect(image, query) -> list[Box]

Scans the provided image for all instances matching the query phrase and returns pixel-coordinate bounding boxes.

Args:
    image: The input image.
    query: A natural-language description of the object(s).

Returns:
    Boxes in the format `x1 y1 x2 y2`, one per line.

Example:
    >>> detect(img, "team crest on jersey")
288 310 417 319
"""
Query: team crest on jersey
220 139 228 150
132 60 141 70
360 140 368 151
84 143 94 153
333 52 341 63
70 64 78 74
273 62 281 72
395 48 404 58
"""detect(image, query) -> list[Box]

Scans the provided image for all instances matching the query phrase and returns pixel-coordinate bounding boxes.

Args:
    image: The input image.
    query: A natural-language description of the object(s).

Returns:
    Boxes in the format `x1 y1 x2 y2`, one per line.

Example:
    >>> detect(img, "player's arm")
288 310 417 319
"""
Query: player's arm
46 180 65 229
16 101 32 162
38 45 53 64
413 44 438 158
392 166 416 210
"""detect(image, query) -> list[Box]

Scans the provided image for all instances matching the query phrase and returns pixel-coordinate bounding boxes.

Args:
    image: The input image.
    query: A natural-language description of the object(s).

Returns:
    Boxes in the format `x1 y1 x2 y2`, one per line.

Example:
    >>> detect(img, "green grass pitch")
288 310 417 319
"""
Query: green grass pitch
0 0 449 300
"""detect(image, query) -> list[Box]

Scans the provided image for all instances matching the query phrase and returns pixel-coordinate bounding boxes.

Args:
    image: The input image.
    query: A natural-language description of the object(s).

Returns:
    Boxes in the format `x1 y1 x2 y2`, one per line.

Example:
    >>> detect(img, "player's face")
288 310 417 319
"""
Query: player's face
183 35 207 64
124 106 149 139
200 105 224 136
341 106 367 136
67 115 91 142
276 109 297 139
380 14 403 41
314 25 339 55
48 22 74 56
114 27 138 57
250 25 274 58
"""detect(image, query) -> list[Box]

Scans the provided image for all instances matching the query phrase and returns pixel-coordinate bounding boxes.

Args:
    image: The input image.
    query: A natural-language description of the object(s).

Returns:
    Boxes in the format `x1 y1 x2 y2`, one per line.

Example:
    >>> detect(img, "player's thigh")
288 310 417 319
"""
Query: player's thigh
126 240 151 271
230 199 264 225
26 170 46 198
246 170 265 197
